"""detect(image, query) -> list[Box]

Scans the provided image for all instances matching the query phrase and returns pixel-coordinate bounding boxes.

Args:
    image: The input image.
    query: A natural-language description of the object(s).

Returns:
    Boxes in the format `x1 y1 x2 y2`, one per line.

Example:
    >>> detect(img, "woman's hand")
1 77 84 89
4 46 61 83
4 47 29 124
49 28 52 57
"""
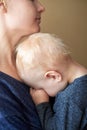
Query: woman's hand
30 88 49 105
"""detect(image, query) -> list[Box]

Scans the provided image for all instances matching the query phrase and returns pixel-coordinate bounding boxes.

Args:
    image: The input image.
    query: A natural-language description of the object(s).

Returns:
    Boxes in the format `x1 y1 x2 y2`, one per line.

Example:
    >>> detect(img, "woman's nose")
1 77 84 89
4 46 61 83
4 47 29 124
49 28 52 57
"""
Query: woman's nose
37 2 45 13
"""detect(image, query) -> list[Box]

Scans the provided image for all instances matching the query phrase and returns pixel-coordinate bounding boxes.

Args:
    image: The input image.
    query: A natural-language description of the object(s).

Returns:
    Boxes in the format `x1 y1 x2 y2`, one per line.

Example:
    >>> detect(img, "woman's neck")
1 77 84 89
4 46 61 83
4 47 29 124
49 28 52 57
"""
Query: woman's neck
0 36 22 81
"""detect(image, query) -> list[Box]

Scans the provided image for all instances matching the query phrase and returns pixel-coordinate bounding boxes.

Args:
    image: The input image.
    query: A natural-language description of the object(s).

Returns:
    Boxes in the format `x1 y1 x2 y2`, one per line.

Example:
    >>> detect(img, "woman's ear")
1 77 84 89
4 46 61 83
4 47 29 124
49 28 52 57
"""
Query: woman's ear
44 70 62 82
0 0 7 13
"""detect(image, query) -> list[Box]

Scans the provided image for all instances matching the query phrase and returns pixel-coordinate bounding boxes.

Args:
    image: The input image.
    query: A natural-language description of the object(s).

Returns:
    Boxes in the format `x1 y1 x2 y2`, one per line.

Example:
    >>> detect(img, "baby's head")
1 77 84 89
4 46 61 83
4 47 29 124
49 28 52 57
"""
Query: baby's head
15 33 70 97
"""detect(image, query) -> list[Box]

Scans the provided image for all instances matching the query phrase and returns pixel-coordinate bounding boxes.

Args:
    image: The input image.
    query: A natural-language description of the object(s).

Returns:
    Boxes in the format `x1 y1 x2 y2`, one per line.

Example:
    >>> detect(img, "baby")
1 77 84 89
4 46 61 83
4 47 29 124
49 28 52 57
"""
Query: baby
15 33 87 130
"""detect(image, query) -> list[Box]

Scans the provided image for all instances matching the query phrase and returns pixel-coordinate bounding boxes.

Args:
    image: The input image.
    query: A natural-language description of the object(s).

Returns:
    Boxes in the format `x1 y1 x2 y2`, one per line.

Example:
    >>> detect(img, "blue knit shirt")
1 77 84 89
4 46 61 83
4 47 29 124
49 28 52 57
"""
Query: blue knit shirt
0 72 42 130
37 75 87 130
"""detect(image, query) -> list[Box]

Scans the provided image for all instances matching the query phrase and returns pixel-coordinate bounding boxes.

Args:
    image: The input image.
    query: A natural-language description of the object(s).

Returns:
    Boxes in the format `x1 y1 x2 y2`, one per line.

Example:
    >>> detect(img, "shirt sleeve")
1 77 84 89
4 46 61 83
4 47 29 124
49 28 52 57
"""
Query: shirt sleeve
36 100 85 130
36 102 54 130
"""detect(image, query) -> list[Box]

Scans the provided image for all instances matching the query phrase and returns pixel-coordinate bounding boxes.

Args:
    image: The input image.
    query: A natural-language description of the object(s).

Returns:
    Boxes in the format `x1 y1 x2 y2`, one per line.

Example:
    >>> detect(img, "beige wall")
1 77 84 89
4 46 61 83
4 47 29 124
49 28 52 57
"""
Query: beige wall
40 0 87 67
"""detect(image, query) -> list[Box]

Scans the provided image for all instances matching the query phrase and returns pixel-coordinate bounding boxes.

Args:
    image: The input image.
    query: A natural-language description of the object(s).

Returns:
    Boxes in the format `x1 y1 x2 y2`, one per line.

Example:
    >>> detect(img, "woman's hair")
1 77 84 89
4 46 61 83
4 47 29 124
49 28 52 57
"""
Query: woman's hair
15 33 70 76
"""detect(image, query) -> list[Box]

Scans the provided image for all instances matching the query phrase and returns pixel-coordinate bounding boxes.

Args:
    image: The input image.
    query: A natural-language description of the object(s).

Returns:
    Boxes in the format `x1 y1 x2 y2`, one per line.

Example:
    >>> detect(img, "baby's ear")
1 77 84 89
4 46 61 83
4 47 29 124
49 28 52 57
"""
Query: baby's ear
44 70 62 82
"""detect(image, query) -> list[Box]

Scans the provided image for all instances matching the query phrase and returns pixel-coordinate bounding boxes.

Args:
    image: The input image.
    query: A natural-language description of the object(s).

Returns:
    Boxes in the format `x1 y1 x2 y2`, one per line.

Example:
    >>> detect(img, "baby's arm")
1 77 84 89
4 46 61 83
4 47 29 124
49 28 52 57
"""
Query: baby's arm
30 87 86 130
30 88 54 130
30 88 49 105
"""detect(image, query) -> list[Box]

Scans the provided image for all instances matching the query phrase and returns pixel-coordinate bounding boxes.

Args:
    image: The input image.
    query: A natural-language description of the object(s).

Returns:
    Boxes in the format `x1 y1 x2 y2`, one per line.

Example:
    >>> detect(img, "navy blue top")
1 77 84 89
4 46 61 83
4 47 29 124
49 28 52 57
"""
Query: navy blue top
0 72 42 130
37 75 87 130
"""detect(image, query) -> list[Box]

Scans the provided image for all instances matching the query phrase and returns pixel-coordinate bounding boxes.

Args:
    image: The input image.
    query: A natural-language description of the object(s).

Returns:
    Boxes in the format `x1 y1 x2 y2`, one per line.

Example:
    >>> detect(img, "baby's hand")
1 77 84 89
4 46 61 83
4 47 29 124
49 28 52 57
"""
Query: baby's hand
30 88 49 105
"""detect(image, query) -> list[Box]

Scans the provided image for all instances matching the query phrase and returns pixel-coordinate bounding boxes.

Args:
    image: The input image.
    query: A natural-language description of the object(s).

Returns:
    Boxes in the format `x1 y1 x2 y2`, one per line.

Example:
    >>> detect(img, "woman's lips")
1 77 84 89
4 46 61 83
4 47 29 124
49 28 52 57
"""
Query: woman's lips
36 17 41 23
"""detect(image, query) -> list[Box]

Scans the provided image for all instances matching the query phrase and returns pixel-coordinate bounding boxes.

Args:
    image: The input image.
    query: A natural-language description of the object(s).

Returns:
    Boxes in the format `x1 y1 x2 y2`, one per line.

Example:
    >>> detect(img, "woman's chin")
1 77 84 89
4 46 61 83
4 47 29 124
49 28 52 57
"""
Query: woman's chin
32 27 40 34
22 26 41 36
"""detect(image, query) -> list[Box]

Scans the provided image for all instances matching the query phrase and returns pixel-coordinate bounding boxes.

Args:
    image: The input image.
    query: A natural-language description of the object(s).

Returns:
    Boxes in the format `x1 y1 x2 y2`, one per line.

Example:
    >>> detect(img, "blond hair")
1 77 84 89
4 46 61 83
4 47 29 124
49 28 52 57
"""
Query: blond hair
15 33 70 78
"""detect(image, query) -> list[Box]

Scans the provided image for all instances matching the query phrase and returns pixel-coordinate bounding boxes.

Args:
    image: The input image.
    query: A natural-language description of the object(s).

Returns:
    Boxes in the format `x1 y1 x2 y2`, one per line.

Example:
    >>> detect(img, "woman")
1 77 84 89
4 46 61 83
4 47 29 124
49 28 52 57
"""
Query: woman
0 0 45 129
